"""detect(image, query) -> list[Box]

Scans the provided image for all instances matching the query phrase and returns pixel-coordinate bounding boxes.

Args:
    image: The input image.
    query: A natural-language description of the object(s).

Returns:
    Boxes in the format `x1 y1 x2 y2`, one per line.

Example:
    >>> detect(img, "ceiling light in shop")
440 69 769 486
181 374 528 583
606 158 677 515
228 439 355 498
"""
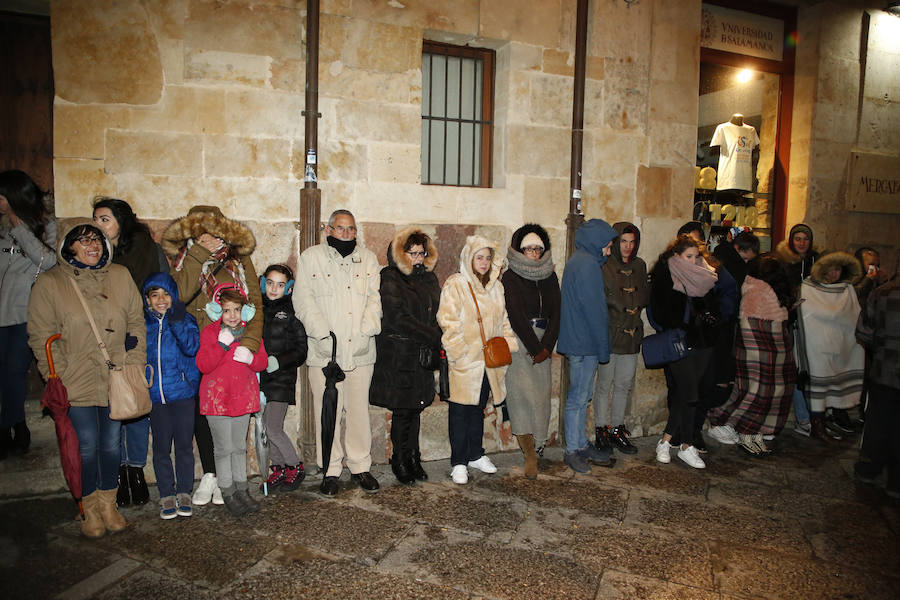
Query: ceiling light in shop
736 69 755 84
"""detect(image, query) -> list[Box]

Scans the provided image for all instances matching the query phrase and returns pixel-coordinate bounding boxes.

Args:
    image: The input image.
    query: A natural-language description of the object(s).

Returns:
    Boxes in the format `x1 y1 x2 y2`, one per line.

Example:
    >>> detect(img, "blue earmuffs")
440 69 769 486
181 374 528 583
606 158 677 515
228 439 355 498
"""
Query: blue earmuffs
205 283 256 324
259 275 294 296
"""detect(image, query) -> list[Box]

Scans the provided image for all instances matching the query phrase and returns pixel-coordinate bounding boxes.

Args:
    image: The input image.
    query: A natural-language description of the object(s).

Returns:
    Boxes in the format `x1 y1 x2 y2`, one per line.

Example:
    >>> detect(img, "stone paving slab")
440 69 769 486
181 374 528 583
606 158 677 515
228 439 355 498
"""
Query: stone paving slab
598 569 720 600
481 472 628 521
605 462 708 497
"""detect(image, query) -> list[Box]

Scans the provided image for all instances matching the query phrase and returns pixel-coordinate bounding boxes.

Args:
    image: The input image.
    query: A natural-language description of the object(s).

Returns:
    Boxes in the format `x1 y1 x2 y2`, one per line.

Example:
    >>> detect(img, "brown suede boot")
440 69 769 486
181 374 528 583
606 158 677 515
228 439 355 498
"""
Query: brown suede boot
80 491 105 538
97 488 127 532
517 434 538 480
810 416 842 446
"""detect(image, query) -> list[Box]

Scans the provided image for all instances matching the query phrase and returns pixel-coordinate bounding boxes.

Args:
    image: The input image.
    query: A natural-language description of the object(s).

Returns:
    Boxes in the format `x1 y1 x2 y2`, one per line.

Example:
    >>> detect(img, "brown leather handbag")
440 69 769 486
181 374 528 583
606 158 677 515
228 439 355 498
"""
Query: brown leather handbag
467 282 511 368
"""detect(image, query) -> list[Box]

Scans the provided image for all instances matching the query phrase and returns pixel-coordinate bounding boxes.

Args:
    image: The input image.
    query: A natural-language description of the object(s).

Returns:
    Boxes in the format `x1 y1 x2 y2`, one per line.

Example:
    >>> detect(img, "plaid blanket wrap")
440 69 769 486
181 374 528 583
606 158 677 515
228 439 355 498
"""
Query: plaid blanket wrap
711 316 796 435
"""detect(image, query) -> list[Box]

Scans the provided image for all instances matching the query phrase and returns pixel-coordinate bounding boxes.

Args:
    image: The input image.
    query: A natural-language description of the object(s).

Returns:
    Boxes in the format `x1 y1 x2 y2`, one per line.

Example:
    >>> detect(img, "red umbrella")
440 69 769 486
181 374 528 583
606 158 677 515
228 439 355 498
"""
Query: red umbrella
41 334 83 518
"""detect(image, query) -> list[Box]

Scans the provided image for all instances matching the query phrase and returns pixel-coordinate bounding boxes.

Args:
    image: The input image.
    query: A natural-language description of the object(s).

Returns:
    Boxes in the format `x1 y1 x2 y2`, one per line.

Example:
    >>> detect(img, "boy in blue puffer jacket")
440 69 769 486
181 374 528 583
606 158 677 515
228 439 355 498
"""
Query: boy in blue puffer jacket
142 272 201 520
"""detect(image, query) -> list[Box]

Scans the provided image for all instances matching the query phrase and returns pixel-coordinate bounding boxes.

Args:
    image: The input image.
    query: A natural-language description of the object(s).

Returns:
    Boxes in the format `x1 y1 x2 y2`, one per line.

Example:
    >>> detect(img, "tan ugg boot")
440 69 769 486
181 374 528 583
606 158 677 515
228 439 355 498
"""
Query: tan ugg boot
80 491 106 538
517 434 538 480
97 488 127 532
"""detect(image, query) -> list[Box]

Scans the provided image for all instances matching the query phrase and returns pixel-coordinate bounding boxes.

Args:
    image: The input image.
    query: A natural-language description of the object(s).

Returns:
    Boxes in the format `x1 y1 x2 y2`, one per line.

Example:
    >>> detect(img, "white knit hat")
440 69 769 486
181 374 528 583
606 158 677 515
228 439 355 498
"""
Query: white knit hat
521 232 545 249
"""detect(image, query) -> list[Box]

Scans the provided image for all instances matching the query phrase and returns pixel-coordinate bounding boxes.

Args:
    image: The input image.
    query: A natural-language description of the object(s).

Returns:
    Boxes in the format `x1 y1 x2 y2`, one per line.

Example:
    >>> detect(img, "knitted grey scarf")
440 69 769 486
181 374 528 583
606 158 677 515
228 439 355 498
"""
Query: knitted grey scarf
507 246 555 281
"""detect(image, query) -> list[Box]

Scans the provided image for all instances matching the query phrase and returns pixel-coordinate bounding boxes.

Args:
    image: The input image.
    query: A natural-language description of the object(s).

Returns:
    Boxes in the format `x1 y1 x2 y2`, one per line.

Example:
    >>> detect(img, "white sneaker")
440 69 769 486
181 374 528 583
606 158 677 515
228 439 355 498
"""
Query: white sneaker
192 473 217 506
451 464 468 484
467 455 498 474
762 434 775 441
655 439 672 464
793 421 811 437
709 424 739 445
677 445 706 469
212 484 224 505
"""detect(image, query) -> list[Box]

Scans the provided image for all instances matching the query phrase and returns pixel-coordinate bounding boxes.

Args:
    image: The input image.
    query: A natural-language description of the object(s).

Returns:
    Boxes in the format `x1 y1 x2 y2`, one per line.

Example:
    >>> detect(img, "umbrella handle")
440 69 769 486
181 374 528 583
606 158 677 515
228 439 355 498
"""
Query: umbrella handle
45 334 62 379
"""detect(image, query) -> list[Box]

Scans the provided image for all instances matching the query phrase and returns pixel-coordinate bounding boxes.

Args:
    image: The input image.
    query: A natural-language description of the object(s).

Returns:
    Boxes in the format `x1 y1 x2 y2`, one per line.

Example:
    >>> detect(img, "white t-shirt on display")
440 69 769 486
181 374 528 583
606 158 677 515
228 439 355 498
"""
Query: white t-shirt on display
710 122 760 191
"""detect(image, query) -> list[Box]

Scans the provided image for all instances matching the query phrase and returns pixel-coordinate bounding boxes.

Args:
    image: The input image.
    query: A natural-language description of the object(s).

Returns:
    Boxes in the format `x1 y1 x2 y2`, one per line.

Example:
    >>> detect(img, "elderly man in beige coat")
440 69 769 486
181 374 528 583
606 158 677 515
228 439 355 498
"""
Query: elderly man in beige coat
294 209 382 496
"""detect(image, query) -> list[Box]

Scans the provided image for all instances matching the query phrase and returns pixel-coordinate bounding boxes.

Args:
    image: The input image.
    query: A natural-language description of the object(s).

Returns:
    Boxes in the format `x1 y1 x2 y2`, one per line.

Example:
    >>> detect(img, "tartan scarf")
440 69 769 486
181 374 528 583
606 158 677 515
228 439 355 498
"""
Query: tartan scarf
173 240 249 302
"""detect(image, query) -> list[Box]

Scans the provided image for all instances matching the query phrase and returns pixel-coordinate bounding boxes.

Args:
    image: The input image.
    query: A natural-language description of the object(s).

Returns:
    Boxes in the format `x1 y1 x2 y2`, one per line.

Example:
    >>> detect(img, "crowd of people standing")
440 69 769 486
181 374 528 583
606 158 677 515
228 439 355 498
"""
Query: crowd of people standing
2 168 898 535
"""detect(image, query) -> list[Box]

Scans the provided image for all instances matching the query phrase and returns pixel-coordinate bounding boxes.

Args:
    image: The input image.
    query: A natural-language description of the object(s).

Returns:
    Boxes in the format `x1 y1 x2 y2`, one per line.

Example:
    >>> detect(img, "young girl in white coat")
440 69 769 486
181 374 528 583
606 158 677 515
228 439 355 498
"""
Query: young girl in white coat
437 235 518 484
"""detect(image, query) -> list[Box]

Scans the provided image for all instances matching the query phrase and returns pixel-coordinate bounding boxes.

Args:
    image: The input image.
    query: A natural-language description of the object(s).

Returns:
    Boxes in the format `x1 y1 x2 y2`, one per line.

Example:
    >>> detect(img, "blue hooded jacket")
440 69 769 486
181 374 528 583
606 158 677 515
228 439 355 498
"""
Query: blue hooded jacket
143 272 201 404
557 219 619 359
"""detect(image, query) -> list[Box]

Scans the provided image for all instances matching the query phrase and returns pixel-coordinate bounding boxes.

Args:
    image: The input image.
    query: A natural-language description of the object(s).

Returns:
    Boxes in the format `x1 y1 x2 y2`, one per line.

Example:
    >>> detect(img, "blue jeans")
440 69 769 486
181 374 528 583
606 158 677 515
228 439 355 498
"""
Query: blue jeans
68 405 121 496
120 415 150 467
0 324 31 427
565 355 601 452
792 387 810 423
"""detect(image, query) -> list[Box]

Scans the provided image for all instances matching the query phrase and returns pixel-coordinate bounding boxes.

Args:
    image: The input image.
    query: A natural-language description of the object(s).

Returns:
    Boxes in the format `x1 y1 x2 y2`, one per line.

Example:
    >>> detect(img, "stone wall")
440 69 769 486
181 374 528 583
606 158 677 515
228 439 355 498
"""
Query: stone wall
50 0 703 467
787 1 900 272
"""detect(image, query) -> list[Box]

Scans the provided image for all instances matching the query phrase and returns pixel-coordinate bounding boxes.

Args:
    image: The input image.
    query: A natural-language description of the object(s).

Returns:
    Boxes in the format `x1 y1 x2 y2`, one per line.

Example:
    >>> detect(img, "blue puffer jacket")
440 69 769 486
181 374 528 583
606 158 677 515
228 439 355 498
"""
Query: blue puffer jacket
143 272 201 404
557 219 619 360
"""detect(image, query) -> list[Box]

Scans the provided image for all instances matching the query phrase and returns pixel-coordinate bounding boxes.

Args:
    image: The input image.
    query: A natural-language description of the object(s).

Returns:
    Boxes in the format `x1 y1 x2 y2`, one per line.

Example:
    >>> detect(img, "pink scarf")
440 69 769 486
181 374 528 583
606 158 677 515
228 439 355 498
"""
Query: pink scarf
668 255 717 298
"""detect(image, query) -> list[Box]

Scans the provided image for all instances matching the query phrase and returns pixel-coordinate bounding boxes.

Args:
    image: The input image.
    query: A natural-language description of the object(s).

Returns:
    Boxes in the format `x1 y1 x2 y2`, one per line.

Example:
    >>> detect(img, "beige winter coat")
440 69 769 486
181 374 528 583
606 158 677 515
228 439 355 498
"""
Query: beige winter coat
293 241 382 370
437 235 518 406
27 221 147 408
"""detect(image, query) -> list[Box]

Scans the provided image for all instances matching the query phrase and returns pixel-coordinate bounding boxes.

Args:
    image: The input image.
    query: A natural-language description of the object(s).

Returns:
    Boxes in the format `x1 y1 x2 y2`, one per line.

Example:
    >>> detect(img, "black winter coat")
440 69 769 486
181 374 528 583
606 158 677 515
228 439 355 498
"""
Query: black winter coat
369 228 442 411
649 259 720 349
260 294 308 404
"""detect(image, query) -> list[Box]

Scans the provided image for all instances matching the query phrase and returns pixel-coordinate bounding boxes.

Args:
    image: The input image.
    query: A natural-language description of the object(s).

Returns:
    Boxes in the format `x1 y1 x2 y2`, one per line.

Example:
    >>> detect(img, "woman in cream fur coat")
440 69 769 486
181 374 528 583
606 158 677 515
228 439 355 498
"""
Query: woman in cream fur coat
437 235 518 484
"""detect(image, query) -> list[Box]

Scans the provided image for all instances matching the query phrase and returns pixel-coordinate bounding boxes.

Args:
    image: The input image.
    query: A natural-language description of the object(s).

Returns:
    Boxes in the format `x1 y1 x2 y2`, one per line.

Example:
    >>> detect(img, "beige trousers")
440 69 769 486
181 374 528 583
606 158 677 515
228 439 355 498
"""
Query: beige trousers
308 363 374 477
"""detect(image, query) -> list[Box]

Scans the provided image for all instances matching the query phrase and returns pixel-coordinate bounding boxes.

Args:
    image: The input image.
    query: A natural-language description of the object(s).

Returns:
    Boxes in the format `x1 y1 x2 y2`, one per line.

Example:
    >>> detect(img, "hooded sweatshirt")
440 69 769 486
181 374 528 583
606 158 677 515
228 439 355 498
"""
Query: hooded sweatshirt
557 219 619 359
142 272 201 404
27 220 146 407
437 235 518 405
602 222 649 355
776 223 820 288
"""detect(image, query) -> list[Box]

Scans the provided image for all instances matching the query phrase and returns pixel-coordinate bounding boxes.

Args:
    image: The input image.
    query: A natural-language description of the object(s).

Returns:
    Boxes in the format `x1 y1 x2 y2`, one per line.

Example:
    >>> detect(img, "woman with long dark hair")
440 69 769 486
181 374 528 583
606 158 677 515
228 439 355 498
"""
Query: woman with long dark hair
92 197 167 508
0 170 56 458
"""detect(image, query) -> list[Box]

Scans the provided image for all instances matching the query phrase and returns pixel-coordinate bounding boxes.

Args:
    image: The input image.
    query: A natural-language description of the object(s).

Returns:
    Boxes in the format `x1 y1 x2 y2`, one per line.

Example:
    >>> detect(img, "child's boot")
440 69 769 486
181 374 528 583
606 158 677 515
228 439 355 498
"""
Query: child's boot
281 463 305 491
234 486 260 514
116 465 131 507
128 465 150 506
221 486 246 517
261 464 285 492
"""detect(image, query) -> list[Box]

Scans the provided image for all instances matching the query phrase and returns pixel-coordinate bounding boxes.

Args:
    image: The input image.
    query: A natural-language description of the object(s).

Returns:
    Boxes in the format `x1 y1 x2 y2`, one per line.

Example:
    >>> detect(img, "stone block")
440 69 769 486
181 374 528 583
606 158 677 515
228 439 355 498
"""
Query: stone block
369 143 421 184
342 19 419 73
350 0 479 34
319 13 348 64
508 42 542 72
350 182 456 224
184 0 302 59
582 180 634 225
270 57 305 92
334 100 421 143
669 165 696 220
858 98 900 153
589 0 652 66
506 124 569 178
647 121 696 167
523 176 569 227
529 73 573 128
54 103 132 160
322 0 352 17
204 135 291 179
582 79 605 129
650 22 678 82
649 80 698 127
542 49 604 80
321 62 415 104
480 0 562 49
636 165 671 217
225 89 304 138
143 0 188 40
52 159 118 217
158 38 185 86
819 4 863 62
185 49 271 86
113 174 207 219
818 56 859 108
306 140 368 183
52 0 163 105
457 186 524 226
505 71 533 122
583 129 647 188
130 86 227 135
604 58 650 132
105 130 203 177
205 177 301 221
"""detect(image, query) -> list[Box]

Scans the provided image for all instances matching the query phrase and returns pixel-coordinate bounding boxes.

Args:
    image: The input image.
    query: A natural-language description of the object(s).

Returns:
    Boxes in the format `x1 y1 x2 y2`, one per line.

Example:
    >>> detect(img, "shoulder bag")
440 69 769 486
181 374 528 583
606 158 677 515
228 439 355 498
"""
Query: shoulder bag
467 282 511 368
70 279 153 420
641 299 690 369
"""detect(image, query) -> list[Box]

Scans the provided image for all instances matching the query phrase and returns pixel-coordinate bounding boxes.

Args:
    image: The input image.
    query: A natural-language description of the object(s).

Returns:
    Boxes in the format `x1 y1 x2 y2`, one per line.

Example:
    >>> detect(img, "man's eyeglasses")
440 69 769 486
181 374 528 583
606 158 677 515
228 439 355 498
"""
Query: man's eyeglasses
522 246 543 255
330 225 357 234
76 235 103 246
405 251 427 258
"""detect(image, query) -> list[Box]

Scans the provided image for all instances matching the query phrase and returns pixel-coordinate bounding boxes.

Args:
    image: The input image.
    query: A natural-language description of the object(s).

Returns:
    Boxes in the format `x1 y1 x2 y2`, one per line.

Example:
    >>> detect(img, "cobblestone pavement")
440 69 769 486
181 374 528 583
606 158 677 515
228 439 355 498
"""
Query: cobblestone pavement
2 399 899 599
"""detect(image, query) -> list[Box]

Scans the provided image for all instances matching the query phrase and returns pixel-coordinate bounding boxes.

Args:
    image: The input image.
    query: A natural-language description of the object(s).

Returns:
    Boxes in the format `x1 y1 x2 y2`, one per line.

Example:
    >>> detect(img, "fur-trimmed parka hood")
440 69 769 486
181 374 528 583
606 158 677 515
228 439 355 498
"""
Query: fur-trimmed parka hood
387 226 438 276
776 223 819 264
510 223 551 255
811 251 862 285
161 205 256 258
459 235 505 290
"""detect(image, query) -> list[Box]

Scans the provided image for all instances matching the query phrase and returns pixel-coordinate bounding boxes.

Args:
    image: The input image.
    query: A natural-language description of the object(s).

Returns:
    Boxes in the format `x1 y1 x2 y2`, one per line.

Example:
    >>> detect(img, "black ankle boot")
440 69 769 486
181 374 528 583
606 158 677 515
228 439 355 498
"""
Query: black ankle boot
116 465 131 507
128 466 150 506
391 454 416 485
12 421 30 455
408 450 428 481
612 424 638 455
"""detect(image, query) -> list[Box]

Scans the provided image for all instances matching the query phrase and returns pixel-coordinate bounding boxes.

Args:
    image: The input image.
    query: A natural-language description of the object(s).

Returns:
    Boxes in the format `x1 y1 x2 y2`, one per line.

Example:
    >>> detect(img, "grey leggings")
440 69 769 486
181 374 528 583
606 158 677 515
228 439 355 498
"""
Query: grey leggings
207 414 251 495
264 402 300 466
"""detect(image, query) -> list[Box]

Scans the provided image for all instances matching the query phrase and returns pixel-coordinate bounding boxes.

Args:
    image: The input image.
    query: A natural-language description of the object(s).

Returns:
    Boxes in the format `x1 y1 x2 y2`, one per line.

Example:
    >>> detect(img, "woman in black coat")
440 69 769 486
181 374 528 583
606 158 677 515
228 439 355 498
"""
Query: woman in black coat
369 227 442 484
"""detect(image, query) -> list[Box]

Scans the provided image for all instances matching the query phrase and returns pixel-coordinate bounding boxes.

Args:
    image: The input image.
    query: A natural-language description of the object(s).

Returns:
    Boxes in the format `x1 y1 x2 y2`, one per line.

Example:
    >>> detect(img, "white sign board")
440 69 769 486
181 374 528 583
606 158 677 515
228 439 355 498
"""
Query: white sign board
701 5 784 62
848 151 900 215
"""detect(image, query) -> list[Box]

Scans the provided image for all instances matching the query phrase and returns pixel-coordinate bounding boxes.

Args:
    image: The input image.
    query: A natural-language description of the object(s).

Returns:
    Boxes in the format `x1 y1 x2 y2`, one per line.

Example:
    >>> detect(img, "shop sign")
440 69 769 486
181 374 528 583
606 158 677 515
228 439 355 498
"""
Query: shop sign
849 151 900 214
701 5 784 61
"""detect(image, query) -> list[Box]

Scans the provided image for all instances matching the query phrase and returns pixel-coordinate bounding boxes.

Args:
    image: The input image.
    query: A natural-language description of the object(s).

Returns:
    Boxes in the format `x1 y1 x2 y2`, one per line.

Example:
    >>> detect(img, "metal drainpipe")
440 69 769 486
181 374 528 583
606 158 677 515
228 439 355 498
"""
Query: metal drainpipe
559 0 589 452
299 0 321 466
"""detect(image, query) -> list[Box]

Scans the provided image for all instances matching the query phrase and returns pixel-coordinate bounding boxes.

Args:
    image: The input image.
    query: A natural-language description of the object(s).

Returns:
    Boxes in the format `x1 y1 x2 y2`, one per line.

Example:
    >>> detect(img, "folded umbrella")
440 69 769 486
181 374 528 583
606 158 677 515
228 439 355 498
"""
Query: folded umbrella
320 332 344 478
255 385 270 495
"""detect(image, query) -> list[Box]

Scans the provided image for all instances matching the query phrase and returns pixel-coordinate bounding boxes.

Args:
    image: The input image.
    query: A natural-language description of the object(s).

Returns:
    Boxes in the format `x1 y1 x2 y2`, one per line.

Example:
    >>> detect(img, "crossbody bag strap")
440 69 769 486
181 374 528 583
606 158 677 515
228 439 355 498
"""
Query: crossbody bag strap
467 281 488 347
184 259 226 307
69 278 114 368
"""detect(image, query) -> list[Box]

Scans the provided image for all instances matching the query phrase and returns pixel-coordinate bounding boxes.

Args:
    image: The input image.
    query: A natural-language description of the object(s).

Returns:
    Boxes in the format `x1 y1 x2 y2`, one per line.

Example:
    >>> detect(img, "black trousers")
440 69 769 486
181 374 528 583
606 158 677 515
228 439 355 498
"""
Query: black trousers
856 383 900 491
390 407 422 460
194 395 216 474
448 373 489 466
664 347 715 446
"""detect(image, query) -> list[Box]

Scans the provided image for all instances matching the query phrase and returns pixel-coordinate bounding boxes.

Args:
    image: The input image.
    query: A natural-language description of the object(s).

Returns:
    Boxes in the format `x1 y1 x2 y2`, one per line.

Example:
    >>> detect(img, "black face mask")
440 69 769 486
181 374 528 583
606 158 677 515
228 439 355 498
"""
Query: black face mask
327 236 356 257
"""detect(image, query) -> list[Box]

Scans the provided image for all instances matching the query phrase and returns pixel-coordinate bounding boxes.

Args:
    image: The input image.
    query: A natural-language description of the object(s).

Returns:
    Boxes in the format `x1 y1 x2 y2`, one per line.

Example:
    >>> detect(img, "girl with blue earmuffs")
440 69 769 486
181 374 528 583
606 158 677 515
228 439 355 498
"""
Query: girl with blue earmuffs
259 264 308 493
196 283 268 518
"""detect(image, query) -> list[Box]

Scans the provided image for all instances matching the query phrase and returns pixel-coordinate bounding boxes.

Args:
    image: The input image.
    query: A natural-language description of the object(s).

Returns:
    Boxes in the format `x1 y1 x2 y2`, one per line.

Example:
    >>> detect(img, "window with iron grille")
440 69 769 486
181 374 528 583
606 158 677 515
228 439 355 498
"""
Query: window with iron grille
421 41 495 187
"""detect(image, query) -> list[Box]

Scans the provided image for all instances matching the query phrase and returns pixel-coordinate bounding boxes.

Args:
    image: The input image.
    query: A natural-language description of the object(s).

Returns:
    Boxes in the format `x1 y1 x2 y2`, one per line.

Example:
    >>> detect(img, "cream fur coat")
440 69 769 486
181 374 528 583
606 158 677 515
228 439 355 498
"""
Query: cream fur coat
437 235 518 405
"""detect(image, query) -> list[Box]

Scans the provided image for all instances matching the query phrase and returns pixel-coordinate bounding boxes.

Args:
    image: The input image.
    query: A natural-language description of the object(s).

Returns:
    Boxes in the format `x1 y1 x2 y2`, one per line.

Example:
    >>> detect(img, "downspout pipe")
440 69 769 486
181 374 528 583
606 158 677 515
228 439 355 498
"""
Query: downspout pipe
560 0 589 450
